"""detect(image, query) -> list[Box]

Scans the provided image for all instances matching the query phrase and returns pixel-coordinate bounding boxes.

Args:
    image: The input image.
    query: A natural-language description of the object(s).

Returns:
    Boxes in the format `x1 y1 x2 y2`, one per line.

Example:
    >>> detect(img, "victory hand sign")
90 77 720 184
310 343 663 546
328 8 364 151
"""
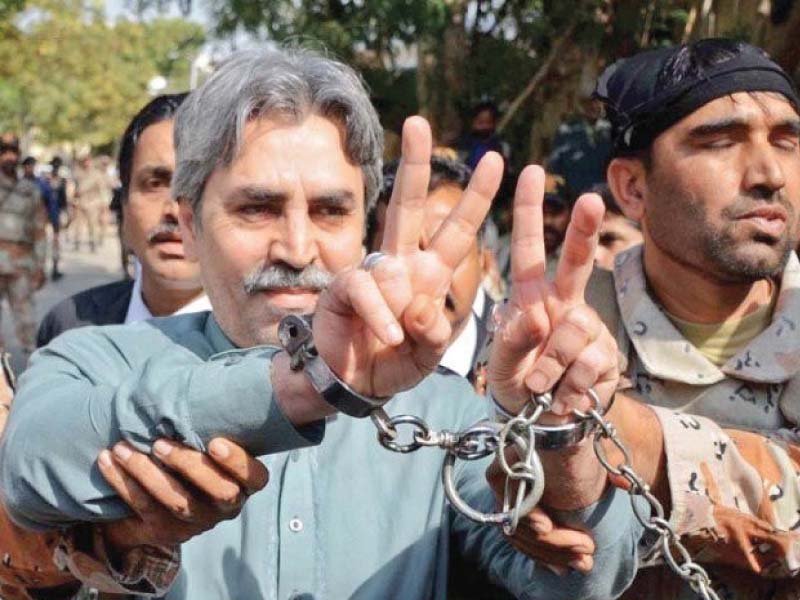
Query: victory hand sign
313 116 501 398
488 166 619 419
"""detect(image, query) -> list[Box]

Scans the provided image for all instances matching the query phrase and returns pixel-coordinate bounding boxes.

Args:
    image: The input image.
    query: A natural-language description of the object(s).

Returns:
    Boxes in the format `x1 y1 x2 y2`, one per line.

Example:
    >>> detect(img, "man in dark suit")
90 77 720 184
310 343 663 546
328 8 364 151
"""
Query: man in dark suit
37 93 208 347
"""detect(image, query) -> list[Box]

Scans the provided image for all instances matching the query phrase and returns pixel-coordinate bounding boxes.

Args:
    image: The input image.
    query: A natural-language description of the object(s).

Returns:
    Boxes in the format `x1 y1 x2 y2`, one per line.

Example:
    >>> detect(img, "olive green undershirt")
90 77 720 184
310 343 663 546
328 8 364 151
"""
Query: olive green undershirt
666 287 777 367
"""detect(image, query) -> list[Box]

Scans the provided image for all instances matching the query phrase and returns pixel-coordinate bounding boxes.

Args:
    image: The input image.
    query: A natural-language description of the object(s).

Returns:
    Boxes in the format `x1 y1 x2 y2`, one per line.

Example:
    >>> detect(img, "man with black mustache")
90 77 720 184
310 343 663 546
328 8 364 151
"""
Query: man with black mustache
37 94 209 347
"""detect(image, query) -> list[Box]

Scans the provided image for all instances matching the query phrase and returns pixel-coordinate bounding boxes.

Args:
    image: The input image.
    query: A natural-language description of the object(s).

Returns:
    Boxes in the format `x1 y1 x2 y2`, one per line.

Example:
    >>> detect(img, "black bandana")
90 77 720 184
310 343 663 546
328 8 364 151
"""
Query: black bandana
594 40 800 154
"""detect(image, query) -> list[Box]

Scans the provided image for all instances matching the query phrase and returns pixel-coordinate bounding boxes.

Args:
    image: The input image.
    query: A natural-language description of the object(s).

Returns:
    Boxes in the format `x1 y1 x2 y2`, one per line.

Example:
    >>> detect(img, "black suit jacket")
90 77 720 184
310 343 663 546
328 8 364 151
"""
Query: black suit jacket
36 279 134 348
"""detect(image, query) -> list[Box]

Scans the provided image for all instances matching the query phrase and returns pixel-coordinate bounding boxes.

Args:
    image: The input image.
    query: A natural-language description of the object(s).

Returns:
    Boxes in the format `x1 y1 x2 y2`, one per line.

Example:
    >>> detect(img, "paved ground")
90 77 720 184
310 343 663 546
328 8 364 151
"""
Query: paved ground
2 234 124 372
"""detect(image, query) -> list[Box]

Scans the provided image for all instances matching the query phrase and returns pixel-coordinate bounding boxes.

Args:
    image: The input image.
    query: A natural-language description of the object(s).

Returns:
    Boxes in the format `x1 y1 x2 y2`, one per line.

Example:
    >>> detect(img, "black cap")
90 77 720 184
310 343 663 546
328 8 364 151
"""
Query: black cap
21 156 35 167
594 39 800 155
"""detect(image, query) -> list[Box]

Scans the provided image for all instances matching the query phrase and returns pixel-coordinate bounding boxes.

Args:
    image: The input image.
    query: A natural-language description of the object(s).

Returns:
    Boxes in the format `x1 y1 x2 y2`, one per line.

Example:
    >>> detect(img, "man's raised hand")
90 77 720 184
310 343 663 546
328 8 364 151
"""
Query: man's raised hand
313 116 501 398
488 165 619 418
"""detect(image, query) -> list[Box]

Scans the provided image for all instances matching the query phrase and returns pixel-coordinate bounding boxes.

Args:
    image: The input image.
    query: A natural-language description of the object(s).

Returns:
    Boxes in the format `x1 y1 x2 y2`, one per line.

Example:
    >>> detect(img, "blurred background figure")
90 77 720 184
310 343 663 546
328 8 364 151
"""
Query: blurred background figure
458 101 510 171
495 172 573 282
71 155 107 252
22 156 63 281
547 114 612 196
96 154 117 246
44 157 68 280
590 183 643 271
0 135 46 360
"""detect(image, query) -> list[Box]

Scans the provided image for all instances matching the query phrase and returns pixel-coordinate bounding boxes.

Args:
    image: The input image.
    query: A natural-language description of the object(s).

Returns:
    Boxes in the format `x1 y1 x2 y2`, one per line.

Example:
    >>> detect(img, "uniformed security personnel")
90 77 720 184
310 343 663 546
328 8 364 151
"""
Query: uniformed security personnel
71 155 110 252
0 136 46 358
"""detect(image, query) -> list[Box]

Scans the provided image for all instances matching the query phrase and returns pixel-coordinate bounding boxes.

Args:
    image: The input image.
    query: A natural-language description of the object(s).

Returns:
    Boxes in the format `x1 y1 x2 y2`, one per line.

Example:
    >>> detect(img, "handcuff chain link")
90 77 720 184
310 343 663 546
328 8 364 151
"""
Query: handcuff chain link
371 394 550 535
586 408 722 600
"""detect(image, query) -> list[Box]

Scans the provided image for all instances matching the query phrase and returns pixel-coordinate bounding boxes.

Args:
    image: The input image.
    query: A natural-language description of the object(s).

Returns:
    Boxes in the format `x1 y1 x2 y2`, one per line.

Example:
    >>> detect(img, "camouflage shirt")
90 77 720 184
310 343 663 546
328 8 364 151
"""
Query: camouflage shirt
0 174 47 275
587 245 800 599
73 167 111 209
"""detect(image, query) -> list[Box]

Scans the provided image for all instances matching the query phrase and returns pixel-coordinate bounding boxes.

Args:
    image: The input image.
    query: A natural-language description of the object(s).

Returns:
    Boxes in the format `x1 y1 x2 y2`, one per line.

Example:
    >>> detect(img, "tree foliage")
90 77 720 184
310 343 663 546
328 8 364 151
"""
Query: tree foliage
133 0 800 165
0 0 204 148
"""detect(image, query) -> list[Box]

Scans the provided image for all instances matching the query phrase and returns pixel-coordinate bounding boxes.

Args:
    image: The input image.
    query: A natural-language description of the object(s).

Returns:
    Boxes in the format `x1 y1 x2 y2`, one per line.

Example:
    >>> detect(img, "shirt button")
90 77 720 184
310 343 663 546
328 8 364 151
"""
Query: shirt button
288 517 303 533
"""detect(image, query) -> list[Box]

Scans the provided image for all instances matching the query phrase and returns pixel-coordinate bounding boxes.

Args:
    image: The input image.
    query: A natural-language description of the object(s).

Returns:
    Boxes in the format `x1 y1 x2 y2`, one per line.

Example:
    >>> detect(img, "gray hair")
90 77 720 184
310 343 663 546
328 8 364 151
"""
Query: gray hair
172 46 384 217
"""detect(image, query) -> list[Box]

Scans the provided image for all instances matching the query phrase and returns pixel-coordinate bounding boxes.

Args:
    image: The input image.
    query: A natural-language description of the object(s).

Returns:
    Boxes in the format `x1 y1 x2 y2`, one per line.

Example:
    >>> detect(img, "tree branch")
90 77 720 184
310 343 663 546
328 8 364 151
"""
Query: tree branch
497 21 577 134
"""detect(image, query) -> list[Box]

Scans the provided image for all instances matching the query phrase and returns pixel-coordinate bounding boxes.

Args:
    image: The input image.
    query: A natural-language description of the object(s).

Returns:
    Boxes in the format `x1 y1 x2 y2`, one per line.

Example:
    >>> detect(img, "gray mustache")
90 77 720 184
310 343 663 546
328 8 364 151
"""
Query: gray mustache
243 264 333 295
146 221 181 244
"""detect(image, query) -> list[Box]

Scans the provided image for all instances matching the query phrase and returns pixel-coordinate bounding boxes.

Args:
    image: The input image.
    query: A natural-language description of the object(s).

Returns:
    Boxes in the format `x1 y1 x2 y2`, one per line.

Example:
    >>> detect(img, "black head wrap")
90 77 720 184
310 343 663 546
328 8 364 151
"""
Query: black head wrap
594 39 800 155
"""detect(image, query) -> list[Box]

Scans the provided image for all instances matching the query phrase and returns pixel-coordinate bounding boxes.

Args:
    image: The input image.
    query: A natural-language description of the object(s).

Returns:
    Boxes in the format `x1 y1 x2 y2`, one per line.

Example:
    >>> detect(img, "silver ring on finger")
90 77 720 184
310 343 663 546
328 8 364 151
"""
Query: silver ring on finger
361 251 388 272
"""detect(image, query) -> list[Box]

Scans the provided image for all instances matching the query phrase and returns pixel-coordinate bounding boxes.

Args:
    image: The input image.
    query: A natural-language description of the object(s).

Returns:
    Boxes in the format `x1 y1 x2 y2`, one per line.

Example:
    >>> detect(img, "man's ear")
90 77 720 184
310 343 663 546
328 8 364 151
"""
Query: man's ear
607 158 647 222
177 198 199 261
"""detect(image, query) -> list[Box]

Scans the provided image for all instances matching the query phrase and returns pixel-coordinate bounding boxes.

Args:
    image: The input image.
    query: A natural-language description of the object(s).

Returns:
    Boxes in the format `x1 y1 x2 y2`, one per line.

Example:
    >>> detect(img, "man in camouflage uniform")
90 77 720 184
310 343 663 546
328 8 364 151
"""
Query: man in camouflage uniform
72 155 110 252
0 136 46 358
570 38 800 598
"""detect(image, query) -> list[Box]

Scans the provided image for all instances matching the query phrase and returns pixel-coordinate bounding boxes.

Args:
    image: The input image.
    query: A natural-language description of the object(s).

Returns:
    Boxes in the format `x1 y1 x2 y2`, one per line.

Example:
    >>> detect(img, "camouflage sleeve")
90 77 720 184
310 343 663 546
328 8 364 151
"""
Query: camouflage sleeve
0 510 180 599
32 198 47 271
54 525 180 596
652 406 800 578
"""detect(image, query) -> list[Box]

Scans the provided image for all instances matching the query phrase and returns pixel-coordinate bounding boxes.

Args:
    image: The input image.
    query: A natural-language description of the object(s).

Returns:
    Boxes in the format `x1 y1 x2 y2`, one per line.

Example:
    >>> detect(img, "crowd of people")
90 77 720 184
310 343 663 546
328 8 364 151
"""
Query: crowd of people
0 36 796 600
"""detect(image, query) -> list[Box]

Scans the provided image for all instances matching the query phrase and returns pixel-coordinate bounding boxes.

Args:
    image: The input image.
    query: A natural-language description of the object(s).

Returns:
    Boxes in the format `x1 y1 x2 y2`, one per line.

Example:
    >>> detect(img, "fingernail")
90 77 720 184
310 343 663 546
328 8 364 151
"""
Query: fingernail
544 564 568 577
153 439 173 458
532 520 550 534
526 371 548 393
386 324 404 346
551 398 571 415
209 439 229 459
569 557 590 572
113 443 132 462
98 450 112 468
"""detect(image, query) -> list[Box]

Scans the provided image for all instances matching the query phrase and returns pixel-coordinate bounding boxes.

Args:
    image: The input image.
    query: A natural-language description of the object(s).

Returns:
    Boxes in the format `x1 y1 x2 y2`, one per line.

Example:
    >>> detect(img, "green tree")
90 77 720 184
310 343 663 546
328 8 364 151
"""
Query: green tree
0 0 204 147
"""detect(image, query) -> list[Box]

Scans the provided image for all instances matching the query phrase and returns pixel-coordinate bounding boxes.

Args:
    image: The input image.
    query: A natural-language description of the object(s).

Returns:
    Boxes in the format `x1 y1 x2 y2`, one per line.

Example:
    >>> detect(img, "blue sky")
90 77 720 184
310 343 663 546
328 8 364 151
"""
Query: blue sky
105 0 209 24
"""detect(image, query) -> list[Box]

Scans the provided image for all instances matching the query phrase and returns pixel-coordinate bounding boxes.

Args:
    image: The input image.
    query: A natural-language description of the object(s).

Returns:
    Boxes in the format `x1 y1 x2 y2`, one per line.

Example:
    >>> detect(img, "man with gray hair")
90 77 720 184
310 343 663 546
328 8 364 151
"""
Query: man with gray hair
2 46 689 599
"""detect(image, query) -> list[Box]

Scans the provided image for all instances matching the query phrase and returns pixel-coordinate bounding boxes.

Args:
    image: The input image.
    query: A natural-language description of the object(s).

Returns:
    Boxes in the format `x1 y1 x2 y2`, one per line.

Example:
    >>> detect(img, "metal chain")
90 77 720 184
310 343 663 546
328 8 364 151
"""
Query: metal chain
370 397 547 532
582 406 722 600
369 392 721 600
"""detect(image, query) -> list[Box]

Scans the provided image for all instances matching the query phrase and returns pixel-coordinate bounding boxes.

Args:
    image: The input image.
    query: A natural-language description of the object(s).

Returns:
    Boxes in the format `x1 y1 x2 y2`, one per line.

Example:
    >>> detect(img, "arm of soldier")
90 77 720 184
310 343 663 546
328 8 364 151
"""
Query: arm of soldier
0 357 80 600
595 392 800 579
0 332 320 529
0 437 268 599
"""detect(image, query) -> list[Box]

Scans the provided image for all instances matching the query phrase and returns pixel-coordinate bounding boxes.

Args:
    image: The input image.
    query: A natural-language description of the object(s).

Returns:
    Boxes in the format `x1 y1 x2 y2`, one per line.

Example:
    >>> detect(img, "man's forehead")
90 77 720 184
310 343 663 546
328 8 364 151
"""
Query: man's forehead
425 185 462 215
218 115 364 196
678 91 800 129
133 120 175 166
422 185 470 237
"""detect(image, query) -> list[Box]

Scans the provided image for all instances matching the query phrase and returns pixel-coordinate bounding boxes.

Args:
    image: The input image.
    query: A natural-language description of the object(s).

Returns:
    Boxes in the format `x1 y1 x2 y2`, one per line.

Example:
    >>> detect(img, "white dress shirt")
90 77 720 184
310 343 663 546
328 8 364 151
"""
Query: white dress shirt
439 288 486 377
124 262 211 324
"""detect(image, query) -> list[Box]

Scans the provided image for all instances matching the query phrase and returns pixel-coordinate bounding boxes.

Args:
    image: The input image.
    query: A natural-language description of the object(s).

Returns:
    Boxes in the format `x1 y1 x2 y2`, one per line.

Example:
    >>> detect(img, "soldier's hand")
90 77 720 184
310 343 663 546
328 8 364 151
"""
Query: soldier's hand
98 438 268 551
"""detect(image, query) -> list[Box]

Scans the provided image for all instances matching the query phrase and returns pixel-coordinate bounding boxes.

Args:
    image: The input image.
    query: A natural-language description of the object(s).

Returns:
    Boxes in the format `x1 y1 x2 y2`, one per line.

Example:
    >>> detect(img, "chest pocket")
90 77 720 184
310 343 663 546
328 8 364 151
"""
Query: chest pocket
0 188 35 243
